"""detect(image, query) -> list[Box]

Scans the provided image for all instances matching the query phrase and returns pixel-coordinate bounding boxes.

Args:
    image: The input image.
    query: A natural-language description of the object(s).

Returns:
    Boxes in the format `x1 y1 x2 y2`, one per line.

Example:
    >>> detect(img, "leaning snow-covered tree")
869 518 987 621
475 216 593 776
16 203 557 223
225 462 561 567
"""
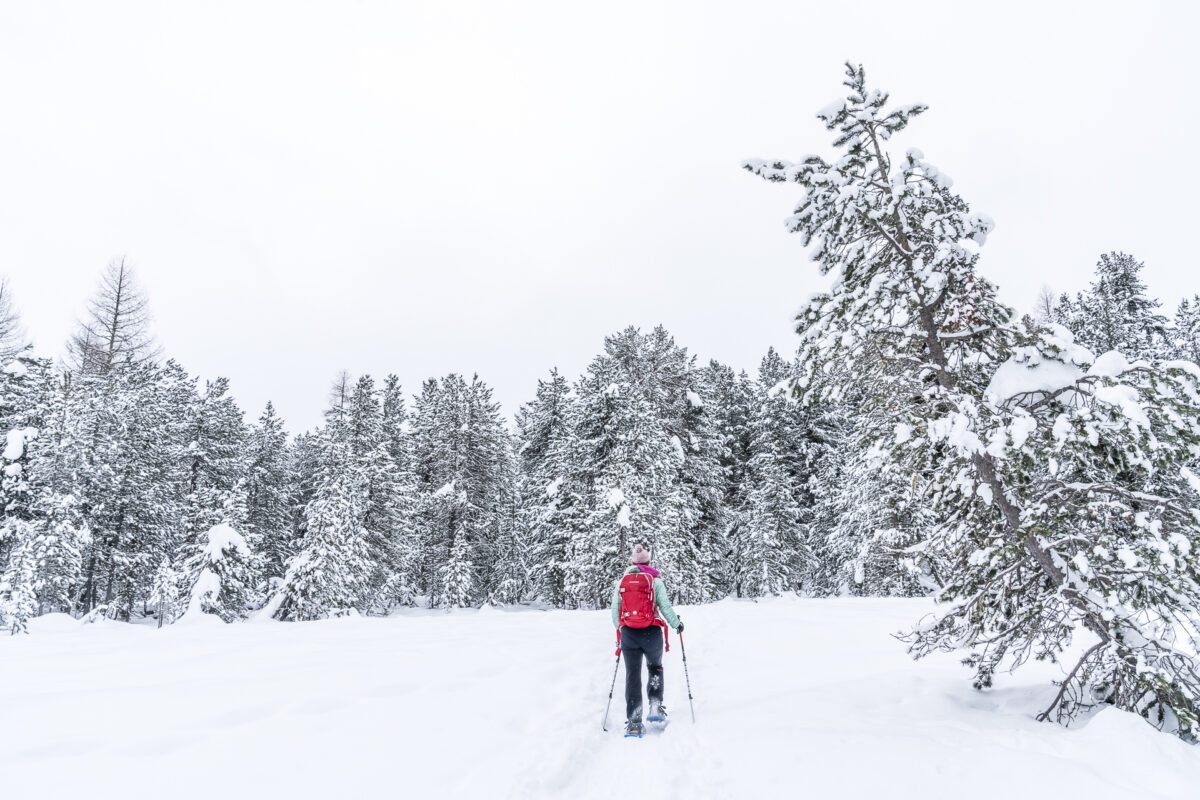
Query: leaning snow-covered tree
744 63 1200 740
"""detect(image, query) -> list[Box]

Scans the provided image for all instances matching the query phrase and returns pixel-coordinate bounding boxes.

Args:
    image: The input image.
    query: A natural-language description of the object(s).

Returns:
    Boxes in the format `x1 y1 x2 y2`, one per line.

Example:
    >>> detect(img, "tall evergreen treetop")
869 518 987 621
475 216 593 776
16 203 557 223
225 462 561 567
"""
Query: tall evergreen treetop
1058 251 1169 359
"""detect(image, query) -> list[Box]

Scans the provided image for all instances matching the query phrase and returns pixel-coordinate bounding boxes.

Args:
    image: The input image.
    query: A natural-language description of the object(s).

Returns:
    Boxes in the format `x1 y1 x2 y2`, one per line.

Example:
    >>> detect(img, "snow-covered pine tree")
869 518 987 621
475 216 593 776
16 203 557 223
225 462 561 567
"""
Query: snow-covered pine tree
24 491 89 614
741 349 806 596
814 414 933 597
801 353 935 597
287 430 324 565
411 374 511 608
0 519 39 633
1056 252 1170 360
567 330 678 607
0 356 83 629
441 535 474 609
483 430 531 605
180 376 250 549
345 375 410 612
669 355 727 603
564 326 726 605
0 356 94 620
0 352 50 530
245 402 295 579
274 437 372 621
148 559 185 627
745 63 1200 739
1171 296 1200 366
74 360 189 618
697 361 755 597
409 378 442 597
183 522 260 622
515 368 581 606
378 375 419 607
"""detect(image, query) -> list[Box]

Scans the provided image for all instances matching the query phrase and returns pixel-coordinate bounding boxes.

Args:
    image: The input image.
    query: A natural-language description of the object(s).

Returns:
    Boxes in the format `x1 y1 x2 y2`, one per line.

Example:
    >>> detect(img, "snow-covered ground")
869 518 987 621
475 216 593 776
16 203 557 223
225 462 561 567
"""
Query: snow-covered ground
3 596 1198 799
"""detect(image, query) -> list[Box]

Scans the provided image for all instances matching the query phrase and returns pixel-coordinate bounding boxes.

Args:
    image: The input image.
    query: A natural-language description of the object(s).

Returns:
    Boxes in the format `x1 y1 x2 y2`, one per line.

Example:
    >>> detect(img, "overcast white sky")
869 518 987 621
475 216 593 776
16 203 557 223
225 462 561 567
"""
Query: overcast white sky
1 1 1196 431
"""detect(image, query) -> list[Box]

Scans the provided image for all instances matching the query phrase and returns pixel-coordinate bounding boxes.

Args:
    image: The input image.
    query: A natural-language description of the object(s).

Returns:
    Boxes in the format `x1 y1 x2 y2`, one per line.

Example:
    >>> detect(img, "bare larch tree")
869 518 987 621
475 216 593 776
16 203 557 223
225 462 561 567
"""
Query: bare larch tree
0 277 27 363
66 257 160 376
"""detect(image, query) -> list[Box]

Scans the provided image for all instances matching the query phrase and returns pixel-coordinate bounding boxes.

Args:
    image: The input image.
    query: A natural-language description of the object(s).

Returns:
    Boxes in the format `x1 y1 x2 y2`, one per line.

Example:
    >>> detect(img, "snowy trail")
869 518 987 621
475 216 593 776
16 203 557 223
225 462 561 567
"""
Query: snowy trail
3 597 1199 799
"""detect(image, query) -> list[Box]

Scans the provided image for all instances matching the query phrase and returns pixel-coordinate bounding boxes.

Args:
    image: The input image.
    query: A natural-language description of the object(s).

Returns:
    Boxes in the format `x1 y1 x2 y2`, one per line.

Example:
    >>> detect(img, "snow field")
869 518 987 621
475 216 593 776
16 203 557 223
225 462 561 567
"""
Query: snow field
3 596 1199 799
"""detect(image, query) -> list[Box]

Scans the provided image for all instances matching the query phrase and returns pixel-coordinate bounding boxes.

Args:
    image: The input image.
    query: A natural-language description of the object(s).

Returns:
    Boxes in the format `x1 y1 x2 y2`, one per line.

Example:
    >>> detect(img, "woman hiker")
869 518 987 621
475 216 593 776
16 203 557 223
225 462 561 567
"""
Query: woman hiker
610 544 684 737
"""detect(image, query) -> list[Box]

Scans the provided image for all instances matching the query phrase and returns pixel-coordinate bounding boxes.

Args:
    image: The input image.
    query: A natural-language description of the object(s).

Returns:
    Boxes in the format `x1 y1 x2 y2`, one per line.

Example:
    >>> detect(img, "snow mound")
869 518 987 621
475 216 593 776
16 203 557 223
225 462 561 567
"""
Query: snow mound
605 487 625 508
1087 350 1140 378
986 357 1082 404
24 612 80 634
202 523 250 562
3 427 37 461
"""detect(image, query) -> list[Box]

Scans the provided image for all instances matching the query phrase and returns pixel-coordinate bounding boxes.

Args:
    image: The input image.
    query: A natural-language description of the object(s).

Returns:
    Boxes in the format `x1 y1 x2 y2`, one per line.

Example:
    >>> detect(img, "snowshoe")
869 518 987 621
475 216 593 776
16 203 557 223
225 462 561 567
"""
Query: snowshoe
646 704 669 731
623 719 643 738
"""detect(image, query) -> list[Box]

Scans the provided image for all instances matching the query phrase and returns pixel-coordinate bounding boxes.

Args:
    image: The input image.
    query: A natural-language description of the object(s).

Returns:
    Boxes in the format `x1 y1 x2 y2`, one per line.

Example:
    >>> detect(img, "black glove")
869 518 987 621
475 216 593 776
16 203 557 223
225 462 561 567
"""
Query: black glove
676 620 684 634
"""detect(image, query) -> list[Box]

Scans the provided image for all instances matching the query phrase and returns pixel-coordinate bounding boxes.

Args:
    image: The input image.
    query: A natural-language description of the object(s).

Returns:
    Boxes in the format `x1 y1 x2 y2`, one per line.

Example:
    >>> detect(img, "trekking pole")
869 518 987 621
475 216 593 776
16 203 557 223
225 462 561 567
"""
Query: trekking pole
601 637 621 731
679 632 696 723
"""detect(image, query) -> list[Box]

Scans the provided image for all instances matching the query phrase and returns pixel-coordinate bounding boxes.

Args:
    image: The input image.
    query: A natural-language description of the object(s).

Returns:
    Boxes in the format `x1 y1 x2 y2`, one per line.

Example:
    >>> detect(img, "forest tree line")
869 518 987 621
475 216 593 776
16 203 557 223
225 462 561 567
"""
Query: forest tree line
0 249 1194 632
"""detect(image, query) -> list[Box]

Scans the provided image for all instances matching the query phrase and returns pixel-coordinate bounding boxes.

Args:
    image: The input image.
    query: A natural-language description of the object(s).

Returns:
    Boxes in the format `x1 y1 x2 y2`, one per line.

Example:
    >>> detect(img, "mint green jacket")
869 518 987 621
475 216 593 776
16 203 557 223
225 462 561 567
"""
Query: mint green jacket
611 566 681 630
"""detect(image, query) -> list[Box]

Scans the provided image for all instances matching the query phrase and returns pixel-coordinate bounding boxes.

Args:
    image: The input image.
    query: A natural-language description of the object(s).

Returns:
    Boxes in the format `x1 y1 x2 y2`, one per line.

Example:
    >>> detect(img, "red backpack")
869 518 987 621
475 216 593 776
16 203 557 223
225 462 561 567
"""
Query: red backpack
618 571 658 628
617 570 670 651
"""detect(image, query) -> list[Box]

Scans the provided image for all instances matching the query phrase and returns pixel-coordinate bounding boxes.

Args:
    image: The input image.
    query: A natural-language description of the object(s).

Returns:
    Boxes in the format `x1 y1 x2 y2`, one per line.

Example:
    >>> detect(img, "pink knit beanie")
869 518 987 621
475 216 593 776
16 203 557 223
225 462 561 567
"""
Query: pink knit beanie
631 544 651 565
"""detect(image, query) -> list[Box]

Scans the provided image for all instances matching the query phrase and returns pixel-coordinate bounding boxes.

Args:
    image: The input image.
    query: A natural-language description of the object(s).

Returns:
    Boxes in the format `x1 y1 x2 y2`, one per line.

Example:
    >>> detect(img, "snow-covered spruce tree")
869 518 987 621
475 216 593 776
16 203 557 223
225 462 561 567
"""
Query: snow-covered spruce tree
410 374 511 608
744 63 1200 738
697 361 756 597
671 352 728 602
441 535 475 609
0 519 39 633
563 326 723 606
245 402 295 579
180 376 249 551
0 358 89 629
1054 252 1170 360
345 375 412 612
378 375 419 607
803 365 936 597
73 360 190 618
515 368 582 606
1172 296 1200 366
183 522 260 622
741 349 806 596
813 416 934 597
287 430 324 562
147 559 185 627
567 330 679 606
24 492 89 614
484 435 531 605
346 378 389 574
274 438 372 620
0 352 53 529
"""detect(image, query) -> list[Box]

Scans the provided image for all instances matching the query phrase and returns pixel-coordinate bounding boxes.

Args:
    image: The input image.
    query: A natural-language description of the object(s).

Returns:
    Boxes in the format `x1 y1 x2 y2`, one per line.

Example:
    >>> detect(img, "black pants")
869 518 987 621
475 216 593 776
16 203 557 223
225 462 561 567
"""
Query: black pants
620 625 664 722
